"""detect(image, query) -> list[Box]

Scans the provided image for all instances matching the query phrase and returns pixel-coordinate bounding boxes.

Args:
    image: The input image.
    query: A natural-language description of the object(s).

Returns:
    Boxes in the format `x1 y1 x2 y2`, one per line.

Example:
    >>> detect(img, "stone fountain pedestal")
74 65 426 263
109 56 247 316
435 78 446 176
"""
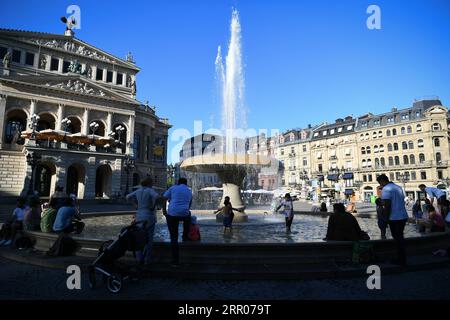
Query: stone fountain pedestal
181 154 273 224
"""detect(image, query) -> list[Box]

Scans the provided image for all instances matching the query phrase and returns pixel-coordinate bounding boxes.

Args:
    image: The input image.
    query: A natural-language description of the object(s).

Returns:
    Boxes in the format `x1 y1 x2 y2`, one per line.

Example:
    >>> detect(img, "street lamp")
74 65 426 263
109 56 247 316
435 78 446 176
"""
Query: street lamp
29 114 40 140
61 117 71 141
26 151 41 195
398 173 410 190
123 154 135 195
89 121 99 143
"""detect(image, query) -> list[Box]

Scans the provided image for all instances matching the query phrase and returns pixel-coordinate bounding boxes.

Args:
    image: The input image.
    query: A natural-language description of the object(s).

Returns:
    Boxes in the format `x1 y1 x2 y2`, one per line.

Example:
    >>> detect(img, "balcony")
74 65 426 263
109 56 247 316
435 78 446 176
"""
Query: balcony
288 153 296 158
357 160 447 172
329 156 337 160
288 166 297 171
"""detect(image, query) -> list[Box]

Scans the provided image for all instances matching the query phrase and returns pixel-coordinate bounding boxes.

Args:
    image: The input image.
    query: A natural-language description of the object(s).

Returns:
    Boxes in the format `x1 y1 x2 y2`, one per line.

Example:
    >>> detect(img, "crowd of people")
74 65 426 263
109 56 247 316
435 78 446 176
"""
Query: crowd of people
0 186 84 248
1 174 449 268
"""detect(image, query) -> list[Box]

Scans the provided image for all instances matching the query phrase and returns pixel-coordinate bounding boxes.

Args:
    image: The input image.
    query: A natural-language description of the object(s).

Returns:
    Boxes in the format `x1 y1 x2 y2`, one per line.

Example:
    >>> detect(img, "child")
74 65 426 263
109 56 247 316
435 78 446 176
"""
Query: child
0 198 27 246
429 205 446 233
214 196 240 233
375 198 388 239
188 215 201 241
275 193 294 232
412 199 423 223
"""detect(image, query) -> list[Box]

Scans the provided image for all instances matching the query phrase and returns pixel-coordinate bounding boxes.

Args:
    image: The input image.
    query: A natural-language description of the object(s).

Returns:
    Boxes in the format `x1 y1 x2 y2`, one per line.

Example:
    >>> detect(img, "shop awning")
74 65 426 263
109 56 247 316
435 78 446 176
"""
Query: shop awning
327 174 338 181
345 189 355 195
343 172 354 180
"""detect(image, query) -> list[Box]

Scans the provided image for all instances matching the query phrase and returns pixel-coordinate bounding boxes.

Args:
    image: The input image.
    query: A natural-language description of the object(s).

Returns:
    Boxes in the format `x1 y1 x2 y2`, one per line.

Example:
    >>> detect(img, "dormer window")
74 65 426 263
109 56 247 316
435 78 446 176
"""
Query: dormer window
347 125 353 130
338 127 343 133
387 116 394 123
313 132 319 137
330 129 335 134
401 113 409 120
322 131 327 136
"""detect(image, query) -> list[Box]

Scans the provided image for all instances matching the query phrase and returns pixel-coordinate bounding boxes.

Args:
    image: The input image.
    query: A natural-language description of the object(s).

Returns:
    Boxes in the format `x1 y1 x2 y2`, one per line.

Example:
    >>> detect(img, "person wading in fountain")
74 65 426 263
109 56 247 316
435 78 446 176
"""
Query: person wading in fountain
377 174 409 266
214 196 241 233
162 178 192 267
275 193 294 233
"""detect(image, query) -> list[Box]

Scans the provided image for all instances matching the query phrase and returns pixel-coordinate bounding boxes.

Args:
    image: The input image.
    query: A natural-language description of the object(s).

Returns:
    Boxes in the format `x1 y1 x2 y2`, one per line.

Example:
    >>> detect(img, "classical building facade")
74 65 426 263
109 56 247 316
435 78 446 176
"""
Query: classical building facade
0 28 170 199
273 98 449 201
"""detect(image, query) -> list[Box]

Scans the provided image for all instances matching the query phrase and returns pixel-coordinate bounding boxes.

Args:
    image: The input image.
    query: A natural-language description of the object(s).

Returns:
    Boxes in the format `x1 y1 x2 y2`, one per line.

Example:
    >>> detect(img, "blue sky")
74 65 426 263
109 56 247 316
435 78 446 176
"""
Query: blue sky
1 0 450 164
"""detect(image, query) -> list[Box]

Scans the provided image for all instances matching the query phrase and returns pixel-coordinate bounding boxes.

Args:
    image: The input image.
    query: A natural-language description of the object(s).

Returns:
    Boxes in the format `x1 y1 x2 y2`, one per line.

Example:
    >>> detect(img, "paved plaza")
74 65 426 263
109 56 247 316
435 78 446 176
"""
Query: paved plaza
1 256 449 300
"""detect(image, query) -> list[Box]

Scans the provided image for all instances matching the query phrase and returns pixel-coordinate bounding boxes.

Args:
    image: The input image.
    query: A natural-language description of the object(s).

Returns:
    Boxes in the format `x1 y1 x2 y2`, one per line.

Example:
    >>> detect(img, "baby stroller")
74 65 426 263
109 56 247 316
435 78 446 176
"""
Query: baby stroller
88 221 148 293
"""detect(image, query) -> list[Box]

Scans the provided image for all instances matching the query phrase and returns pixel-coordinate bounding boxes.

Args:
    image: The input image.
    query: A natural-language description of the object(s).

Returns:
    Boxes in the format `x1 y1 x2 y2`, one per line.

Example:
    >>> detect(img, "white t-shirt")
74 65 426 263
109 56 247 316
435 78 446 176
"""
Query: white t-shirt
280 200 294 217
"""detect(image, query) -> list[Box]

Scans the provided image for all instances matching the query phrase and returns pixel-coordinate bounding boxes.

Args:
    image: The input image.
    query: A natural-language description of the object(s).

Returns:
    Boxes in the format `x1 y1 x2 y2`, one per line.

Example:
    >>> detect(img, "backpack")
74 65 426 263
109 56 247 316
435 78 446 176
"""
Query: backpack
40 208 57 233
47 234 77 256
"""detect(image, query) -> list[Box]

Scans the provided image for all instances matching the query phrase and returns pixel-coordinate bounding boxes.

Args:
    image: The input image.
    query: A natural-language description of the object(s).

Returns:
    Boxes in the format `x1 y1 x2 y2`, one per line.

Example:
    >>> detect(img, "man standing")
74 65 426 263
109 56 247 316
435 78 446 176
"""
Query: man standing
163 178 192 266
418 184 446 215
377 174 409 266
126 177 159 265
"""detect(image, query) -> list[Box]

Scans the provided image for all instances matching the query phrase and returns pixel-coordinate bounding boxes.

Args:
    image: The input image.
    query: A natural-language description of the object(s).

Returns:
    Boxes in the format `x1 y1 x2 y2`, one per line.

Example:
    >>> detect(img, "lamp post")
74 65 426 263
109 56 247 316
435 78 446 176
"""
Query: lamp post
124 154 135 195
89 121 99 142
26 151 41 195
29 114 40 140
115 125 125 152
61 117 71 141
398 173 410 191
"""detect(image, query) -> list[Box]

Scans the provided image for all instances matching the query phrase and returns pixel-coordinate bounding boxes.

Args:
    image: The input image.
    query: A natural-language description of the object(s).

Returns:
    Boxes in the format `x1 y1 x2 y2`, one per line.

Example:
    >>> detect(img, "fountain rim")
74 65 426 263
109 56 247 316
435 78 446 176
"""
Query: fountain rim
180 153 273 173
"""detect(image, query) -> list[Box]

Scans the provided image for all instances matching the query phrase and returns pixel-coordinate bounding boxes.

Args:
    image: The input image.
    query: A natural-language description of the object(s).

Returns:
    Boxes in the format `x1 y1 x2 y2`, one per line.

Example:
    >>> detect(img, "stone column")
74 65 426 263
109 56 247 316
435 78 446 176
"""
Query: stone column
0 94 7 148
57 58 63 73
55 104 65 131
28 99 37 128
92 65 97 81
106 112 113 137
82 108 89 135
102 68 107 82
127 115 135 155
45 54 51 71
112 71 118 85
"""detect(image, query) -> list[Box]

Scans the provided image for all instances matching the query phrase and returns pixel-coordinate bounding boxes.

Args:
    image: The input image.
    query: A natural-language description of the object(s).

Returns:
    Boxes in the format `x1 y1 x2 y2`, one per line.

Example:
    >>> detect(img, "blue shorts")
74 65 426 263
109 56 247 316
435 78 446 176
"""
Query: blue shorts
223 216 232 228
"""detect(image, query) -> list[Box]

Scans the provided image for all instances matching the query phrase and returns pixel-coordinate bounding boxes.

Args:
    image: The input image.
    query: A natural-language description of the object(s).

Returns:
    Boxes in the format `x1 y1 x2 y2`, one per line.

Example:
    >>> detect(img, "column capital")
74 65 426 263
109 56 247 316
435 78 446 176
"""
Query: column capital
0 93 7 101
30 98 38 104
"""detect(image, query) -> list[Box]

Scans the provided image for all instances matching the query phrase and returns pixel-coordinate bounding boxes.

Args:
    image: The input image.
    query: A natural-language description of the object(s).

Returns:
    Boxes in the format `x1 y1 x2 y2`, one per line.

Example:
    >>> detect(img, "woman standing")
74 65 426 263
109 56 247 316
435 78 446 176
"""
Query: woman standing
275 193 294 233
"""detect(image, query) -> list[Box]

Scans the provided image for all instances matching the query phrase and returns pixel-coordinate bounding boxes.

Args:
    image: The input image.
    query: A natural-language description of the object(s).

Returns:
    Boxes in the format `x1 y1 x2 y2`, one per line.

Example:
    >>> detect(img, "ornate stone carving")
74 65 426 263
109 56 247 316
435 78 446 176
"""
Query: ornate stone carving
45 80 109 97
22 38 115 63
68 59 82 74
2 51 11 68
39 55 47 69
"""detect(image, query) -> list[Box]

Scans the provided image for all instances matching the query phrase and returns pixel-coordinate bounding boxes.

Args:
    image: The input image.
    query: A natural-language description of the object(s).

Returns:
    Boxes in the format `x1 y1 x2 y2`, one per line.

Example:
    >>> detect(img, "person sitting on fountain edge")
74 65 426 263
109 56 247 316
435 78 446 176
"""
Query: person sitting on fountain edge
214 196 241 233
275 193 294 233
324 203 368 241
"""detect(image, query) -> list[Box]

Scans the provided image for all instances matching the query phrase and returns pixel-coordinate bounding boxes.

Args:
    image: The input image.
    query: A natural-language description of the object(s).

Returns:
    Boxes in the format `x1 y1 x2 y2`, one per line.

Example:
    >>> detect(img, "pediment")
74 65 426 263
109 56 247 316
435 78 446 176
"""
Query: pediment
426 105 447 114
2 75 139 105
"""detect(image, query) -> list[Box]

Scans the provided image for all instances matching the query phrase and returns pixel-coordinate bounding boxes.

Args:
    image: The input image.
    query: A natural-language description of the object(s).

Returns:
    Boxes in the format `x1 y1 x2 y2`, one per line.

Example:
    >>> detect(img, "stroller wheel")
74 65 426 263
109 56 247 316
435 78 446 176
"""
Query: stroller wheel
106 273 122 293
88 266 96 289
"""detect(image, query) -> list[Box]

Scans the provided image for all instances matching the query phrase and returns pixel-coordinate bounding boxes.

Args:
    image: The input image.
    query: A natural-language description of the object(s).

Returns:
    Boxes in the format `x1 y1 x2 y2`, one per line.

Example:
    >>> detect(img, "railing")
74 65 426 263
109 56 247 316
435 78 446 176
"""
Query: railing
357 160 447 172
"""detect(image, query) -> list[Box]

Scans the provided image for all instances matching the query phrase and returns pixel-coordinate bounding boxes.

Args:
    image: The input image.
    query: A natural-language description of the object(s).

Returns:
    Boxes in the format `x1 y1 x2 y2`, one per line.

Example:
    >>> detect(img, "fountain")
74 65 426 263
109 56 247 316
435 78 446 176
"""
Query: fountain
180 9 272 222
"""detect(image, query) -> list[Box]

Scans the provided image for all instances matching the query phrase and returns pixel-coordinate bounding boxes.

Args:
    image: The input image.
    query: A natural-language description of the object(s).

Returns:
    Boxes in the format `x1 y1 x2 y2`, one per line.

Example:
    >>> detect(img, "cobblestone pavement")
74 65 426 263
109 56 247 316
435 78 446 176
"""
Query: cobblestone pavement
1 257 449 300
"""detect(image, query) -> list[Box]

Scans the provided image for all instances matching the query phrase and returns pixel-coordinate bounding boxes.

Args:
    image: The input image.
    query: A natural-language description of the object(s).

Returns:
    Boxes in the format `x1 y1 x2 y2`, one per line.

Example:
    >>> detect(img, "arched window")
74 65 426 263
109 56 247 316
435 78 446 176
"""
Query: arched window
407 126 412 134
379 144 385 152
418 139 424 148
378 131 383 138
373 131 377 139
436 152 442 164
380 157 386 167
432 123 442 131
401 127 406 135
134 132 141 160
374 145 379 153
4 110 27 145
434 138 440 147
388 157 394 166
409 154 415 165
403 155 409 165
394 156 400 166
392 128 397 136
393 143 399 151
416 124 422 132
367 159 372 167
386 129 391 136
419 153 425 163
402 141 408 150
388 143 393 152
366 146 371 154
362 159 367 168
408 141 414 149
361 147 366 155
375 158 380 168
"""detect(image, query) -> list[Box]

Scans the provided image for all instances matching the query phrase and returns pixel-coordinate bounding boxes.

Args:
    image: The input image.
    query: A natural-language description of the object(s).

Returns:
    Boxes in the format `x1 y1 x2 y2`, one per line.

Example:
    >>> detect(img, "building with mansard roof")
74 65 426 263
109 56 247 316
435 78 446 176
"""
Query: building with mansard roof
0 27 170 199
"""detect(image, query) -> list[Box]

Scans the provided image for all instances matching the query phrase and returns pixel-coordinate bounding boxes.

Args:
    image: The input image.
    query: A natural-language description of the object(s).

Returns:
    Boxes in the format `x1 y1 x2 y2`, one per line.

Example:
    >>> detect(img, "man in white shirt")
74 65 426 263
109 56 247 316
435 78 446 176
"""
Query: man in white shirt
419 184 446 215
378 174 409 266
